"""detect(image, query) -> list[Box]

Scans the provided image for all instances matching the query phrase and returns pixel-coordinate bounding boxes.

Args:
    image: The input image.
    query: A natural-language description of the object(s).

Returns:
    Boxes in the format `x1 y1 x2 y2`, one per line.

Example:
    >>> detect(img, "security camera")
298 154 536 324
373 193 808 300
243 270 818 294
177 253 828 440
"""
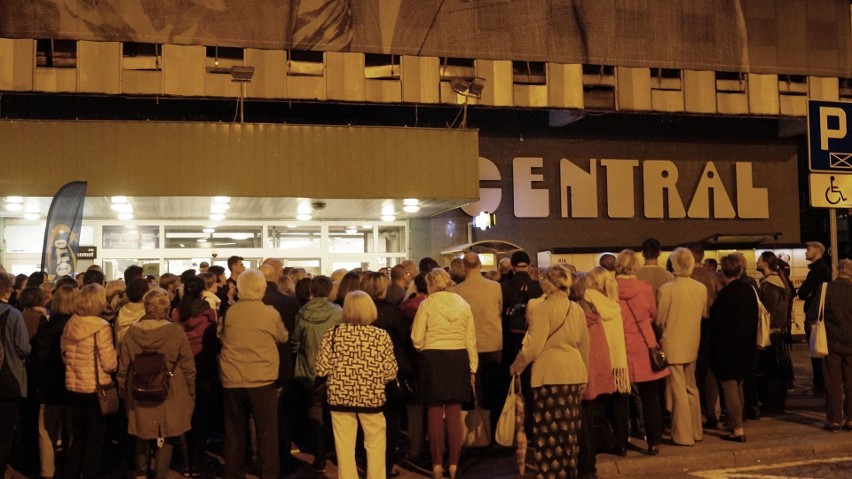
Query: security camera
311 201 327 211
211 252 218 259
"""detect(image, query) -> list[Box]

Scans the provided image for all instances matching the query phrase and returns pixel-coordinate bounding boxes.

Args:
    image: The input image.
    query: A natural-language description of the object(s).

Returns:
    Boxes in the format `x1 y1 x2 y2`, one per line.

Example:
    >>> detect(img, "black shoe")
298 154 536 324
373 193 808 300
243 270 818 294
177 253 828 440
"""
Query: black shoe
387 469 401 478
704 419 718 430
309 459 326 473
614 446 627 457
824 423 842 432
843 423 852 432
647 444 660 456
720 434 747 443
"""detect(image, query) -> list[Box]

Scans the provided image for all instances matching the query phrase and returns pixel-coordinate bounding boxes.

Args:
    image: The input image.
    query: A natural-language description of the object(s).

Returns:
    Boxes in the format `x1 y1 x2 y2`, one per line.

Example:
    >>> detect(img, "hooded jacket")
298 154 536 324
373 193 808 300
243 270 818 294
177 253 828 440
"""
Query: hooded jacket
411 291 478 373
759 274 792 331
617 277 669 383
115 301 146 348
0 302 30 398
170 299 217 357
292 297 342 384
118 319 195 439
61 315 118 393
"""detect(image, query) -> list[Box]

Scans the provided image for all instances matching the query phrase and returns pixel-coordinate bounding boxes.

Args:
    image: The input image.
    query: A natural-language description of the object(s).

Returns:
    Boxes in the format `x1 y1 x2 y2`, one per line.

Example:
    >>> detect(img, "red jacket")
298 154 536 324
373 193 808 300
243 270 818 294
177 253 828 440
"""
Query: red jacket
617 277 670 383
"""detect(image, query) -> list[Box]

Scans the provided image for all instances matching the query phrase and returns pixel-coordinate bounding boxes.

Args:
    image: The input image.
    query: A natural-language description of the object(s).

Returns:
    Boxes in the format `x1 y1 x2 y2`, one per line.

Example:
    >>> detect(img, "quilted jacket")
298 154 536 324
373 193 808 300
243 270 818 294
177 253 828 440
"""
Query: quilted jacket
61 315 118 393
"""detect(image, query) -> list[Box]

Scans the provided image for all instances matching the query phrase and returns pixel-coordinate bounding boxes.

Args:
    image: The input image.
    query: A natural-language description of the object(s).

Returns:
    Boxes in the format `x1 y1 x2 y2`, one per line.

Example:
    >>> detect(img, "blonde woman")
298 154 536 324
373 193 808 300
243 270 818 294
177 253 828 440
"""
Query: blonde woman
511 267 589 479
411 268 477 479
585 266 631 456
315 290 398 479
60 284 118 479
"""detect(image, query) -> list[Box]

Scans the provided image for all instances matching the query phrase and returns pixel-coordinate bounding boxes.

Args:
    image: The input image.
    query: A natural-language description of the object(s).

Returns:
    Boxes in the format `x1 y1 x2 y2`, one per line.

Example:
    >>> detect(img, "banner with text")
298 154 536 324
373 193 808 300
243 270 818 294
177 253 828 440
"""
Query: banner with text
40 181 87 278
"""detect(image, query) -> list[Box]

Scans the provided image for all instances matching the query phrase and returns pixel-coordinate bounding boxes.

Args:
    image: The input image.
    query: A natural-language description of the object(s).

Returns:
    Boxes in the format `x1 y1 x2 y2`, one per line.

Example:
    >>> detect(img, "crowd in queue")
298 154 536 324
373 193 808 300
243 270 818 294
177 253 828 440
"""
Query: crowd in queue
0 238 850 479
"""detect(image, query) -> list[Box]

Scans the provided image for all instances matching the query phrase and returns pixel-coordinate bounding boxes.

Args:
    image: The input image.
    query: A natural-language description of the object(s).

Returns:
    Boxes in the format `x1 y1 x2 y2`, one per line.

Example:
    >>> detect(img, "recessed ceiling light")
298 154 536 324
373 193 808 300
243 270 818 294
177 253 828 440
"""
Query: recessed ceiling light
111 203 132 213
403 205 420 213
210 203 230 214
111 196 128 204
403 198 419 206
296 214 312 221
118 213 134 220
6 196 23 203
5 203 23 211
381 215 396 222
197 238 208 243
345 228 357 234
23 213 40 220
286 224 297 229
213 196 231 203
202 227 216 234
362 224 372 229
209 213 225 221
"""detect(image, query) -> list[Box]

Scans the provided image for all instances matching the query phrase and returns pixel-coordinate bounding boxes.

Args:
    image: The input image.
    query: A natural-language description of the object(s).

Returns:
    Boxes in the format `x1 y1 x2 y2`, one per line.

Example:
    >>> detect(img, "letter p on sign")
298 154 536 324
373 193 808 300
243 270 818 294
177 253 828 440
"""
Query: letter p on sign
820 106 847 150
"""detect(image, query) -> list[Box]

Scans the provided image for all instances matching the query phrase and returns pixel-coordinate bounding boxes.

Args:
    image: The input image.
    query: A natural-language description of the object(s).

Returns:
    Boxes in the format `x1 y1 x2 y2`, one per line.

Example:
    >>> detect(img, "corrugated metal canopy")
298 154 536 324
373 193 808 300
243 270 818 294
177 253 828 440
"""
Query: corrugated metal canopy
0 120 479 220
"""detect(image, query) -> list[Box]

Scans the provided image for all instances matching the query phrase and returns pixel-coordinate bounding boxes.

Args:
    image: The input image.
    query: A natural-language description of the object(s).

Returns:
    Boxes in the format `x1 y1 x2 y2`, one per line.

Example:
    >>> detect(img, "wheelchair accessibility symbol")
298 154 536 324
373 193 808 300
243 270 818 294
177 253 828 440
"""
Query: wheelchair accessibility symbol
825 176 849 205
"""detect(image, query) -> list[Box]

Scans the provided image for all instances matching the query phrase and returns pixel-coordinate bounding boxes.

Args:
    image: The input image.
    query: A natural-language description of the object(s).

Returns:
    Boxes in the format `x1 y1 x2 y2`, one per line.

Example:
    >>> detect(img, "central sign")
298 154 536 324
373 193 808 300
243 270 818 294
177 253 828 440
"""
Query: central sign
463 158 769 220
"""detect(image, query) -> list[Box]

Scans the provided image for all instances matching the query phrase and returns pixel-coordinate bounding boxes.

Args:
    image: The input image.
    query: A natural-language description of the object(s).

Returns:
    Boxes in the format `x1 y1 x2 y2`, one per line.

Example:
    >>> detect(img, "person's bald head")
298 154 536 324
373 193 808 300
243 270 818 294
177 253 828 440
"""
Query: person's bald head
498 258 512 274
258 264 277 283
262 258 283 280
462 252 481 271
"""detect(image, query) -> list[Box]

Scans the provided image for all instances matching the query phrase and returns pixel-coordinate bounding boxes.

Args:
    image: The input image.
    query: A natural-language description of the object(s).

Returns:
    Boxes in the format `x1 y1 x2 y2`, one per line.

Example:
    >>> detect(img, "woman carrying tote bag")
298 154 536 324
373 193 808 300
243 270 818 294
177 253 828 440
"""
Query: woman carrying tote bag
510 267 589 479
60 284 118 479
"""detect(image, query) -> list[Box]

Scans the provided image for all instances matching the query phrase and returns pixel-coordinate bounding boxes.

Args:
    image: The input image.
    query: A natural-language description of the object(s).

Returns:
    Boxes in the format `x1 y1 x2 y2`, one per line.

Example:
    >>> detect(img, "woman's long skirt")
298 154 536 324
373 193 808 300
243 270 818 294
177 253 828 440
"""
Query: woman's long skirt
532 384 583 479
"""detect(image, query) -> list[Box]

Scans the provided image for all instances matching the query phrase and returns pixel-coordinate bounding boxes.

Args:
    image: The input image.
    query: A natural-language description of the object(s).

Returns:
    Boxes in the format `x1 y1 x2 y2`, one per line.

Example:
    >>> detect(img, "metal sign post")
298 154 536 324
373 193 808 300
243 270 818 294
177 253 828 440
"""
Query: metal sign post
807 100 852 276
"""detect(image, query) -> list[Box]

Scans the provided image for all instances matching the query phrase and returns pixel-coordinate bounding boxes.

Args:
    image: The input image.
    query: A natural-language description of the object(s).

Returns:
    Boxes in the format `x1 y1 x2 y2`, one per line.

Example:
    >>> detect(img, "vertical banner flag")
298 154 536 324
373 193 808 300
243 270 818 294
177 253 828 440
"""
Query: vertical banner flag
40 181 88 278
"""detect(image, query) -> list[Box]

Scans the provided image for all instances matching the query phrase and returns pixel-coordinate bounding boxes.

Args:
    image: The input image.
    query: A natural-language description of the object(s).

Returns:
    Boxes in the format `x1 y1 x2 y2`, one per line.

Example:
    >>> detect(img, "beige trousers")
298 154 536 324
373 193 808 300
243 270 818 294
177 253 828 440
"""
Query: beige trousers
331 411 386 479
665 362 704 445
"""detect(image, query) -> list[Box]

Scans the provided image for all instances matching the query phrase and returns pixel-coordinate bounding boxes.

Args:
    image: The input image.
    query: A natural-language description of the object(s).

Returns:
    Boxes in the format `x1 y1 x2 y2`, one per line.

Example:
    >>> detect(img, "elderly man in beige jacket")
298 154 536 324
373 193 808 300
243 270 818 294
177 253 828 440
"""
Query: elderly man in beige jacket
656 247 708 446
454 251 503 435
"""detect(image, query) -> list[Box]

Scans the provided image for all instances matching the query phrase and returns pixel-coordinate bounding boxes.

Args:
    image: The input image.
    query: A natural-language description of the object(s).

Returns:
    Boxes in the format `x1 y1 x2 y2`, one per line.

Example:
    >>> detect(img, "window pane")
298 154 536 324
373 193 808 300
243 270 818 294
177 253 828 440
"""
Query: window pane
102 258 159 281
268 225 321 252
5 224 96 253
378 225 405 253
103 225 160 249
328 225 369 254
164 225 261 249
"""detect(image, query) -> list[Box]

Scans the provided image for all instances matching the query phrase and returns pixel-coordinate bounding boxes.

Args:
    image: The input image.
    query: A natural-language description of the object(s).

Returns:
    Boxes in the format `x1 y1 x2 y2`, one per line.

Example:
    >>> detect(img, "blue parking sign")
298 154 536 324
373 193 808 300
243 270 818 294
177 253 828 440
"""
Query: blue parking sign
809 100 852 172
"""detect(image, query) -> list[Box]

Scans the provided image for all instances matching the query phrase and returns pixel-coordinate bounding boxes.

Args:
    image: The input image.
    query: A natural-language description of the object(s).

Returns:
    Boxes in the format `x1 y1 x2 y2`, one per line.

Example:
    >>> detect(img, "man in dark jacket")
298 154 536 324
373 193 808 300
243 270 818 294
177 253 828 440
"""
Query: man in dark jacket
0 272 31 477
500 251 543 436
259 260 301 473
798 241 832 396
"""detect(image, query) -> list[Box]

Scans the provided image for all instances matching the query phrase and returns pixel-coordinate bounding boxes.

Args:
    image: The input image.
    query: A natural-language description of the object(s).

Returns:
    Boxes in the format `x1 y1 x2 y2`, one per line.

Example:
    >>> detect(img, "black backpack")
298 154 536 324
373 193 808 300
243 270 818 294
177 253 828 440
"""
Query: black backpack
506 283 529 333
131 349 176 402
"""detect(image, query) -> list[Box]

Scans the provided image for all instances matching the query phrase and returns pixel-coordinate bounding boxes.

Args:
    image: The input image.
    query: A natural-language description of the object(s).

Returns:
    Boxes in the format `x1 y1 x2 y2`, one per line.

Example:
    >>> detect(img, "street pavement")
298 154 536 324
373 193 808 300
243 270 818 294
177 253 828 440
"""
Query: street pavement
6 343 851 478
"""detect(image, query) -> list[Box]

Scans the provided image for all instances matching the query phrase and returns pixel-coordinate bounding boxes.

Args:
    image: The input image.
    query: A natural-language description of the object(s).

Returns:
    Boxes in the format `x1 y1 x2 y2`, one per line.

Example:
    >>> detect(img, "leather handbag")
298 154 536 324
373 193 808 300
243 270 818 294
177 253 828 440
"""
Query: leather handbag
94 333 119 415
753 286 772 349
460 384 491 447
626 300 668 372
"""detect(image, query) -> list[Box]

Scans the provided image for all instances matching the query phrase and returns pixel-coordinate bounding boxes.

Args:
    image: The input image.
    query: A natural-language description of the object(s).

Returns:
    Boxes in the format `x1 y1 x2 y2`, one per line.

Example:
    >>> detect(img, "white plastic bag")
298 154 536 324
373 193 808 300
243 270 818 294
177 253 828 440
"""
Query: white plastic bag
809 283 829 359
495 377 517 447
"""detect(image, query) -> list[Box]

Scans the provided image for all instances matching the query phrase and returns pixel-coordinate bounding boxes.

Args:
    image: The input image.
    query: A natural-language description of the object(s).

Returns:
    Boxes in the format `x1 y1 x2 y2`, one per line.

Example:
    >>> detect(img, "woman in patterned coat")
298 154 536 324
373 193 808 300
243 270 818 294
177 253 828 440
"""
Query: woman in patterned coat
315 290 398 479
510 267 589 479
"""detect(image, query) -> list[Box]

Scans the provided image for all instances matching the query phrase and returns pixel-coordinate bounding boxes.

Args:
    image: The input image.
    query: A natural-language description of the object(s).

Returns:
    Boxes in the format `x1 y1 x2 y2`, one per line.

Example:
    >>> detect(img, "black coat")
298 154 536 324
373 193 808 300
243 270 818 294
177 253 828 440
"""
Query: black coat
30 313 71 404
708 279 759 381
372 299 417 378
816 279 852 356
263 282 300 384
799 259 832 315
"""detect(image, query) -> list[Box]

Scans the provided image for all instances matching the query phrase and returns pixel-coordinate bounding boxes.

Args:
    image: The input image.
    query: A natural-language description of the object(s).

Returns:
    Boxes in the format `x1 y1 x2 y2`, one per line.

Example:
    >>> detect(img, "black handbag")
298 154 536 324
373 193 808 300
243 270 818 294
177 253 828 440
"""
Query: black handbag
625 300 669 372
94 333 119 415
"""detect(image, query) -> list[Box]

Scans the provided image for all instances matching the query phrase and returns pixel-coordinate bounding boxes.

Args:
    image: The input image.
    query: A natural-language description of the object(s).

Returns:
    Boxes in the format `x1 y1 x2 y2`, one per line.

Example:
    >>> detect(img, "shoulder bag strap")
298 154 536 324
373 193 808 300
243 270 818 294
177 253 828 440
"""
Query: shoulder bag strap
817 282 828 323
545 300 571 343
625 299 652 349
94 332 101 388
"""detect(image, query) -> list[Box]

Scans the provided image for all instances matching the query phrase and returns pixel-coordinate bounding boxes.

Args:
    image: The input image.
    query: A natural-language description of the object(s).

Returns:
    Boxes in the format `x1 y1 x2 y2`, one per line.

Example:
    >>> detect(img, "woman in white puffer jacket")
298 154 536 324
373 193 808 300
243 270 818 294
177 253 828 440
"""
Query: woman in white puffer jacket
61 283 117 479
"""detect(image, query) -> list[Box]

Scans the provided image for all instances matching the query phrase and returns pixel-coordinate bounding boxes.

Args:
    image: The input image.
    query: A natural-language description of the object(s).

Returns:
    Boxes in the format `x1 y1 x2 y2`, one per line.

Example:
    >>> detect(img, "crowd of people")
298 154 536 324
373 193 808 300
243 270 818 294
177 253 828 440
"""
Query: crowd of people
0 238 850 479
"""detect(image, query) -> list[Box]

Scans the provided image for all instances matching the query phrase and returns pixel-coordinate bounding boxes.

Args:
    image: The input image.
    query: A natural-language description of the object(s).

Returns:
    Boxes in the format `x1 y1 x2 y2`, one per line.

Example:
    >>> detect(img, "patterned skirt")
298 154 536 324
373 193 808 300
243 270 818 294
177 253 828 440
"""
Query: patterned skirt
532 384 583 479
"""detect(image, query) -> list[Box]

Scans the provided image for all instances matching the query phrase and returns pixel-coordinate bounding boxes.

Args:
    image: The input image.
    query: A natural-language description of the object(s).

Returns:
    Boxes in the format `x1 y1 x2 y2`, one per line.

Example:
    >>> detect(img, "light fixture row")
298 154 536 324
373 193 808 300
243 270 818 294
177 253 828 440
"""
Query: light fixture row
111 196 133 220
4 196 41 220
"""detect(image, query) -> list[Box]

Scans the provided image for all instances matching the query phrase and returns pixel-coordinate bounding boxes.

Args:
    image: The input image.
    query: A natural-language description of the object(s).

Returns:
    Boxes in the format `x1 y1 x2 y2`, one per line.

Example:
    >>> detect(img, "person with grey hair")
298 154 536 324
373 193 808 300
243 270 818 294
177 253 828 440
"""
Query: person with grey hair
510 267 589 479
118 288 196 479
219 268 288 479
655 247 707 446
811 259 852 431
